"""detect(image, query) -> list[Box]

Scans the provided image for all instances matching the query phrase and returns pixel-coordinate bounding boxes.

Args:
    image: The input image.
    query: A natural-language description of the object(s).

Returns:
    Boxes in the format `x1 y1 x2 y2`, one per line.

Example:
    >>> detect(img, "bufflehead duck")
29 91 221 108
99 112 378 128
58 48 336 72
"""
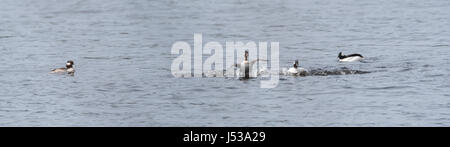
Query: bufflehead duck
287 60 308 76
233 50 266 78
51 60 75 75
338 52 364 62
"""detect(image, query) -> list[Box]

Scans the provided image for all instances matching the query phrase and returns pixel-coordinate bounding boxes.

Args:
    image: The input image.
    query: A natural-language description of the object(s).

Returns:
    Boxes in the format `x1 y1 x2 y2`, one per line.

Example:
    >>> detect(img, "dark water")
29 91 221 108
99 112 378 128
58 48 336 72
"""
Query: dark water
0 0 449 126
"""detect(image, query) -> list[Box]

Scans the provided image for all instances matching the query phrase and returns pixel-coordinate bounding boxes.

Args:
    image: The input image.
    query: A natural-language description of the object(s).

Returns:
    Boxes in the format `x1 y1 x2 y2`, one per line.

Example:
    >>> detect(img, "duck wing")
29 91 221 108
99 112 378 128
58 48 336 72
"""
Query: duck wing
232 63 241 68
250 59 268 66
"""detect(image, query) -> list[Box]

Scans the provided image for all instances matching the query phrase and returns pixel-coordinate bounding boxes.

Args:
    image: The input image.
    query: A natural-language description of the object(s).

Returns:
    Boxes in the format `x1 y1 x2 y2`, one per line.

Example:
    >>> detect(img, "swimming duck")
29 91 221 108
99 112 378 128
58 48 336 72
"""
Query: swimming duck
233 50 266 78
338 52 364 62
51 60 75 75
287 60 308 76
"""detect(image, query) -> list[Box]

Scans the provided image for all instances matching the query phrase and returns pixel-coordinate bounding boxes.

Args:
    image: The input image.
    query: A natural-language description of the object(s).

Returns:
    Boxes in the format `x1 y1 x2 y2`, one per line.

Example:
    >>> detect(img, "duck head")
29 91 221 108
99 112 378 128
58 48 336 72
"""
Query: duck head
244 50 249 61
293 60 299 68
66 60 74 68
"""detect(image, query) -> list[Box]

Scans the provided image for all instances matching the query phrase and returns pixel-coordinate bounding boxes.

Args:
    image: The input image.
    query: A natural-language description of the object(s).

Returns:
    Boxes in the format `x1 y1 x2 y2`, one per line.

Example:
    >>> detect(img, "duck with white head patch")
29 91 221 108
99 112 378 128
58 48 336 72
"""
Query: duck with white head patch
338 52 364 62
51 60 75 75
287 60 308 76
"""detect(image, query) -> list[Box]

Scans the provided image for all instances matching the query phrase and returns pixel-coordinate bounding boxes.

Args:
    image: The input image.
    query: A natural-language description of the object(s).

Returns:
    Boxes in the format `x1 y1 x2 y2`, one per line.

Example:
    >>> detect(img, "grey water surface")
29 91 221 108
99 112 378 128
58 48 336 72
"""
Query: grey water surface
0 0 449 126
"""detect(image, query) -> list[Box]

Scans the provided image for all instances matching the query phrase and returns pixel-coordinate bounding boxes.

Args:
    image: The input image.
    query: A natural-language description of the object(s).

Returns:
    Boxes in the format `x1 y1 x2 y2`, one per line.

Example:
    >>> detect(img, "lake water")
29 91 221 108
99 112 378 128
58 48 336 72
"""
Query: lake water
0 0 449 126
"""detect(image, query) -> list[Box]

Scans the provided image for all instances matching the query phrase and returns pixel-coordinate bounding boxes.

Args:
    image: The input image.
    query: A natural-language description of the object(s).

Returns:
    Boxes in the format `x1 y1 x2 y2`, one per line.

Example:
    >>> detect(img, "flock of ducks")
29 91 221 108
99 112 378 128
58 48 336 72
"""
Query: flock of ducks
234 51 364 78
49 51 363 77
